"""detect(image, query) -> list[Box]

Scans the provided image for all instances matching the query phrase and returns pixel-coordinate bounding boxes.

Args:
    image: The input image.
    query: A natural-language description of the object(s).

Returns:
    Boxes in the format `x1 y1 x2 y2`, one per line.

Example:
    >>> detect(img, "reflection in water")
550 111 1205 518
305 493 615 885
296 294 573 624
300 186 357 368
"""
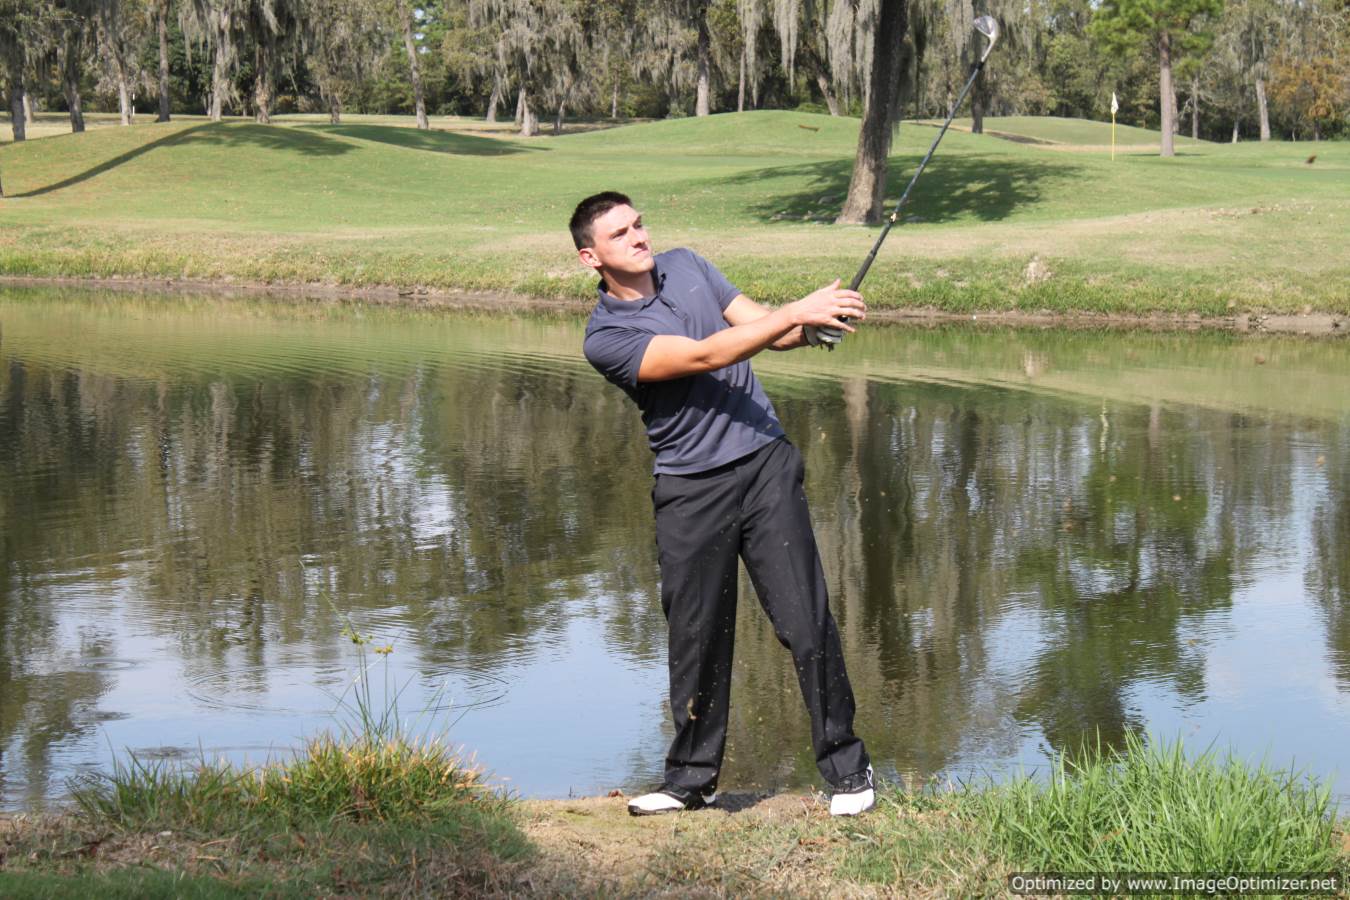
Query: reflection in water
1 289 1349 807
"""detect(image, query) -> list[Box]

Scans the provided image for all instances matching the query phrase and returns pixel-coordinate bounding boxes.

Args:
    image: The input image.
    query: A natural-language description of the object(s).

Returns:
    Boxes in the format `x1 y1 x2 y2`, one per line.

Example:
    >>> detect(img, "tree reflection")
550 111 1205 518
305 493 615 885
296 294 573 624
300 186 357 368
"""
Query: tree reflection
2 295 1348 803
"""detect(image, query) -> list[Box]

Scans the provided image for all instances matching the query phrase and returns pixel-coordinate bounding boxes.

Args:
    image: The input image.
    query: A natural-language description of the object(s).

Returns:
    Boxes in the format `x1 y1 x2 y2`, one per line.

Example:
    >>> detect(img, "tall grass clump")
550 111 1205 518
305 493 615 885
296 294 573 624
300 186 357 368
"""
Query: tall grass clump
73 613 498 832
842 733 1345 892
969 731 1343 873
57 612 530 894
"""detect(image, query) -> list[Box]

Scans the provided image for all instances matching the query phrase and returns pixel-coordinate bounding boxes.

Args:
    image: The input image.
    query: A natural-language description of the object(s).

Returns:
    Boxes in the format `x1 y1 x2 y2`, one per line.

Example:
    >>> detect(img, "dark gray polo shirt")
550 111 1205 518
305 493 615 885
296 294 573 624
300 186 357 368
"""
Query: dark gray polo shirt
582 248 785 475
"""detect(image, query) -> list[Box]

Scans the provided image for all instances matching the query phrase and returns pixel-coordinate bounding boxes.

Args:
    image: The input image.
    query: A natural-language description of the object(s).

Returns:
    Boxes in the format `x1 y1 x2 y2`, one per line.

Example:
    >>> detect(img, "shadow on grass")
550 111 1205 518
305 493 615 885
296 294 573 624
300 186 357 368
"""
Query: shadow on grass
724 153 1084 224
14 122 357 198
303 124 540 156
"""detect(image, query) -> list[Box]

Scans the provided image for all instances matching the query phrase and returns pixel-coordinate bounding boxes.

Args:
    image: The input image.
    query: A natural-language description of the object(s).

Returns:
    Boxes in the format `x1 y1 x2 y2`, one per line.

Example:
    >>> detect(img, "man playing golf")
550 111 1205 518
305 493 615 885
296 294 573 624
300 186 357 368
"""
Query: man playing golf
571 191 875 817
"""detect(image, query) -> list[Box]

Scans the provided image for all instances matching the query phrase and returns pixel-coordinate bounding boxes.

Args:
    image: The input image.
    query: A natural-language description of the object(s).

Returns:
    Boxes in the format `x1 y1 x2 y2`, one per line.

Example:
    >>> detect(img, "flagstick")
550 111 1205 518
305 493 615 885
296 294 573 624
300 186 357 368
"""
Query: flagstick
1110 91 1119 161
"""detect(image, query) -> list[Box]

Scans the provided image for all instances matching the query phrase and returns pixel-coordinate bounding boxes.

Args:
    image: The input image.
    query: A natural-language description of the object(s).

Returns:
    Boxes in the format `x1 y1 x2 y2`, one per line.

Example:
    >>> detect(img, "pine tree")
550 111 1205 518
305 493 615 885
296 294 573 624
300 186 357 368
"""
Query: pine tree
1091 0 1223 156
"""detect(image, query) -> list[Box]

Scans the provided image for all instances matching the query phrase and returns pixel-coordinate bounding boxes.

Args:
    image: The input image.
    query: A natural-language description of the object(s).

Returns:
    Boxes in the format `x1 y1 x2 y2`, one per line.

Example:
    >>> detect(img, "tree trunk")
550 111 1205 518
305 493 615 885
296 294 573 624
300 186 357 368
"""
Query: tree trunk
971 85 985 134
7 83 24 142
328 90 341 125
1158 30 1175 157
157 4 171 121
210 28 228 121
1190 76 1198 140
553 100 565 136
60 23 86 133
64 69 86 133
837 0 908 224
695 13 711 116
254 36 275 124
1313 121 1321 141
485 76 500 122
1255 77 1270 141
118 71 132 125
738 46 746 113
611 82 618 118
816 71 840 115
396 0 428 130
519 88 537 136
1231 119 1239 142
514 88 524 126
22 90 33 124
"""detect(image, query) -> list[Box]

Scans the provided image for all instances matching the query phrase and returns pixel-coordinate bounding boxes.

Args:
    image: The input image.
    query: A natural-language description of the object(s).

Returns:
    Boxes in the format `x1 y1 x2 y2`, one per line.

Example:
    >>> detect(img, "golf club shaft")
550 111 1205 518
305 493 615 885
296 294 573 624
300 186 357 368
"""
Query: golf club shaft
848 58 988 293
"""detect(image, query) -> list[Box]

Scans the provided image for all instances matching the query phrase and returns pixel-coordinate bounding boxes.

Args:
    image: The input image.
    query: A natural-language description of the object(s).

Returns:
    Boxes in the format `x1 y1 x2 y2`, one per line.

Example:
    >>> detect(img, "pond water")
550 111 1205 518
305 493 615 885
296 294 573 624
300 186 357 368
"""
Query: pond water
2 287 1349 810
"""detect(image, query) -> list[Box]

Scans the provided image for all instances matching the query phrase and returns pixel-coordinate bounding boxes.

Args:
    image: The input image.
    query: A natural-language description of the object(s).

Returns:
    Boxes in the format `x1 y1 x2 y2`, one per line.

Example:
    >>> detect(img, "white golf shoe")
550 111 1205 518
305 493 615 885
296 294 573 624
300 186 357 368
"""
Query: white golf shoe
829 766 875 816
627 784 717 816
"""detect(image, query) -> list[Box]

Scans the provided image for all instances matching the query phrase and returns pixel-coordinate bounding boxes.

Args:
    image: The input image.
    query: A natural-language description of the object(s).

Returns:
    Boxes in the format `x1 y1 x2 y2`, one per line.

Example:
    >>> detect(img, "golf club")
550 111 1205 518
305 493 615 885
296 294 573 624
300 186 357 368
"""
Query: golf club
827 15 1000 348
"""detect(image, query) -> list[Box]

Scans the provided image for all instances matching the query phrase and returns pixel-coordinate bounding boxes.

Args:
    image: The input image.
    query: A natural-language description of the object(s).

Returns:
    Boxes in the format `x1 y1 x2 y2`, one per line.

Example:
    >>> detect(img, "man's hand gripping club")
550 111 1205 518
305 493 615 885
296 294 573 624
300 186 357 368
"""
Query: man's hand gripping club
797 280 863 349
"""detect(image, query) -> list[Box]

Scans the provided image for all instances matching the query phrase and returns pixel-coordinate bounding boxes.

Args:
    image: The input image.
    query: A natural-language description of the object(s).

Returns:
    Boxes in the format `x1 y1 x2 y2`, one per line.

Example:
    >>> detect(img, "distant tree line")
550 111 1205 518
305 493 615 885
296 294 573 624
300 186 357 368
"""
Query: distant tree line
0 0 1345 144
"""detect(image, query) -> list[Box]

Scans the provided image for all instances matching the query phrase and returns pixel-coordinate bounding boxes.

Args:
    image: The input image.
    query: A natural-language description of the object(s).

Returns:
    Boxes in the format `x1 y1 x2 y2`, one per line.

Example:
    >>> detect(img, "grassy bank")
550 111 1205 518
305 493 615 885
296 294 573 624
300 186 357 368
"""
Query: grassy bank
1 112 1346 318
0 735 530 897
3 733 1345 897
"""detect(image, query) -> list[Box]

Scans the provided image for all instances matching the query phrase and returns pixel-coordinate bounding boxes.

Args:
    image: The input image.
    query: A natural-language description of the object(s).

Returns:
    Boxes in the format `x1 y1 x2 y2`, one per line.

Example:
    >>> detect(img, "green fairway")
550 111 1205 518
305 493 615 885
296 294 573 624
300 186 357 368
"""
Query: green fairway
0 111 1345 316
943 115 1205 147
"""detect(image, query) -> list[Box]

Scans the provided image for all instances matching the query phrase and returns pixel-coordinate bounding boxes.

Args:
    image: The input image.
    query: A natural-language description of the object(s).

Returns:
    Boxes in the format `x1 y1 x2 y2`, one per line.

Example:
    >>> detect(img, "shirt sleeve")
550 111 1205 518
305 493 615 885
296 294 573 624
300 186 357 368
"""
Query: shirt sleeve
584 325 655 391
690 251 741 311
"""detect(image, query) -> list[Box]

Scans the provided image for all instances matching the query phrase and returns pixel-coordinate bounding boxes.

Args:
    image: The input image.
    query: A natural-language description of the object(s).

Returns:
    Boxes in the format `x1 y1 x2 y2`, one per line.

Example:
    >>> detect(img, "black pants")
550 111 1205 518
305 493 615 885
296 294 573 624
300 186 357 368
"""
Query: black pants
652 437 868 792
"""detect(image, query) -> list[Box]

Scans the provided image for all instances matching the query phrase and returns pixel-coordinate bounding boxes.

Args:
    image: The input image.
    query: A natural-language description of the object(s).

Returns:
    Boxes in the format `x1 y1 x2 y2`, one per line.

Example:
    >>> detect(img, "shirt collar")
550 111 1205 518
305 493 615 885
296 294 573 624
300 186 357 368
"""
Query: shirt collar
597 263 666 314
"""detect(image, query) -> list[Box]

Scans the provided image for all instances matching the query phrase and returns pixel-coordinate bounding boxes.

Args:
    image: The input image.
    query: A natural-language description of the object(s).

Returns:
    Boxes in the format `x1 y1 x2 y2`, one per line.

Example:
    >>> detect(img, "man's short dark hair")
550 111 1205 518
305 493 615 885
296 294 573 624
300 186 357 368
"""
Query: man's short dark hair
570 191 633 250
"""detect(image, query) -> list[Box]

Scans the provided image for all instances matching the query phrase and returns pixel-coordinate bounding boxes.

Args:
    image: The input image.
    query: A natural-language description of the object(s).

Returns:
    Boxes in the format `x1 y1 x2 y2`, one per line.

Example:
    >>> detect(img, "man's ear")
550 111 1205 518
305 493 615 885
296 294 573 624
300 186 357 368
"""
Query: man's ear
578 247 602 271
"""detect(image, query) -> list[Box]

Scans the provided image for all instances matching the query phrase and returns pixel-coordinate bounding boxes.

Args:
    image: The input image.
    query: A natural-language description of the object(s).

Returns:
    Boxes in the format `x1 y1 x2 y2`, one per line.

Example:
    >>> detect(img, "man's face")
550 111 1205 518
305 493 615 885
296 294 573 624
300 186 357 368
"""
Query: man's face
578 204 654 277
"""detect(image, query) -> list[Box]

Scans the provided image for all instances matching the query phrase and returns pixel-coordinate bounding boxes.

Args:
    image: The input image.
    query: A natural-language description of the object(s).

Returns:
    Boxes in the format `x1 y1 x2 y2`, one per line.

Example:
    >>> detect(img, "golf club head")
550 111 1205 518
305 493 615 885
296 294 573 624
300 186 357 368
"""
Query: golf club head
974 15 1000 62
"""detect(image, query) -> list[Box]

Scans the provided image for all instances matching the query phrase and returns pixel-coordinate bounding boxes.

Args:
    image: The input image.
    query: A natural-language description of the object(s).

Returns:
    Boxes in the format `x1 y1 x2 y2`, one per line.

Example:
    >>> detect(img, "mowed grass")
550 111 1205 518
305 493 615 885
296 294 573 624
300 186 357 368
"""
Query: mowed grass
0 111 1346 315
944 114 1206 147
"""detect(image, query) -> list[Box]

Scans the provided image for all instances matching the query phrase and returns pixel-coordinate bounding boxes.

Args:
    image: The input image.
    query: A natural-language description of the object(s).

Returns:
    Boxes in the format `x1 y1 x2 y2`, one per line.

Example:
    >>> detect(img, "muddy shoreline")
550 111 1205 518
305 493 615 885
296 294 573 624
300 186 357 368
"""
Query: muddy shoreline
2 274 1345 336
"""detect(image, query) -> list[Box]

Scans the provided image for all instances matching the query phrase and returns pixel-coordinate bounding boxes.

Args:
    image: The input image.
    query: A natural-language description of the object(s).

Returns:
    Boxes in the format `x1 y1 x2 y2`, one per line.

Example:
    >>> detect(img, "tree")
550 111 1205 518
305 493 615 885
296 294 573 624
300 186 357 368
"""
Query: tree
1091 0 1223 157
657 0 713 115
307 0 385 124
392 0 429 129
153 0 172 120
246 0 302 123
49 0 95 132
1266 0 1347 140
180 0 246 121
837 0 908 225
96 0 149 125
470 0 592 135
1269 54 1346 141
1210 0 1278 139
0 0 38 142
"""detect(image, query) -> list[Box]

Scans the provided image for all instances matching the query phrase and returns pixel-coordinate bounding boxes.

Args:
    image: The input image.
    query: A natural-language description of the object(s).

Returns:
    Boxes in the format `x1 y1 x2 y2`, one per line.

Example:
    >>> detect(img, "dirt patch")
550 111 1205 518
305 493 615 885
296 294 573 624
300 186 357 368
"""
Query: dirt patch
515 792 886 897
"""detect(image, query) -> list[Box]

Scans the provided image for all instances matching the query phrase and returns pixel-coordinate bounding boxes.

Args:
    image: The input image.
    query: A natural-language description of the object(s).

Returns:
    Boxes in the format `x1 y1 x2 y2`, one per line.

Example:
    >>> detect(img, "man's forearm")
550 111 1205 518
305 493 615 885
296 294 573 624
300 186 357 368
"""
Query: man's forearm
694 307 798 370
769 326 807 351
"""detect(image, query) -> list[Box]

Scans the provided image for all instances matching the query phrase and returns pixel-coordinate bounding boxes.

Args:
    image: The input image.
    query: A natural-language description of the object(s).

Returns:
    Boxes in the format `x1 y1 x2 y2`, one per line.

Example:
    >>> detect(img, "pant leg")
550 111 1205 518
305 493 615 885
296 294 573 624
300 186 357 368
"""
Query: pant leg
652 465 741 793
738 439 869 785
